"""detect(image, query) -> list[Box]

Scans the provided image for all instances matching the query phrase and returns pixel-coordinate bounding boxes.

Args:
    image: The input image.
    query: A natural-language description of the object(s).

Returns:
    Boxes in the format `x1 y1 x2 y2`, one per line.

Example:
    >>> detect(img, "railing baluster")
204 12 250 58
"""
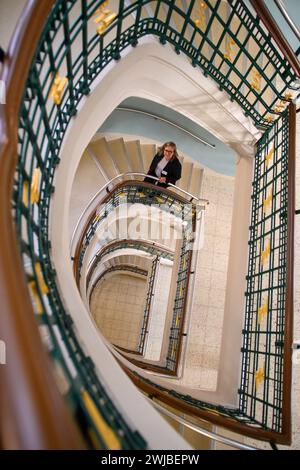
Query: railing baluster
114 0 124 60
62 1 77 116
159 0 175 44
81 0 90 95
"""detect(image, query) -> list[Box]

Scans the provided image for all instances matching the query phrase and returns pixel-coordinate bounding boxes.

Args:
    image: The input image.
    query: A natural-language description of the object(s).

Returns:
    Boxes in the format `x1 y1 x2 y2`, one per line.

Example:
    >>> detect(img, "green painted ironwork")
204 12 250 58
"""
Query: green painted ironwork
76 180 196 372
166 229 192 369
135 112 292 437
85 239 174 355
239 111 290 432
130 111 290 438
86 239 173 291
16 225 146 447
89 263 148 296
12 0 296 444
77 182 194 278
133 371 263 426
89 263 149 354
138 255 159 354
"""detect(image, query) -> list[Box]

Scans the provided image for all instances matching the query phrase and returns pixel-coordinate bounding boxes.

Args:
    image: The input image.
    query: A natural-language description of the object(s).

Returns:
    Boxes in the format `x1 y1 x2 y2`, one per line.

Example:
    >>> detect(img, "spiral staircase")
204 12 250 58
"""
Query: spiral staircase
0 0 300 450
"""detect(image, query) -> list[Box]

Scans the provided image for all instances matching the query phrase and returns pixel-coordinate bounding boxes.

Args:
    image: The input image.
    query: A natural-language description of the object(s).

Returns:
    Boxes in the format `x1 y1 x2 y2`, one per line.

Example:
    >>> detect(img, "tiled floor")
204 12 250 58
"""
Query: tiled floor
90 273 147 350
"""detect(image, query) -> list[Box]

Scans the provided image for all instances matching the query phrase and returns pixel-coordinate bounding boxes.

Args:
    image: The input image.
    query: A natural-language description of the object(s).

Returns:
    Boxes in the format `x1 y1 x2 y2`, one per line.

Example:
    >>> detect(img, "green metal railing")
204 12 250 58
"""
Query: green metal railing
31 0 297 127
239 110 291 433
131 370 269 430
138 255 159 354
166 230 192 369
86 239 173 292
74 180 197 372
86 239 173 355
134 108 294 442
15 228 146 448
128 107 294 443
10 0 297 445
89 263 149 354
89 263 148 296
75 181 191 279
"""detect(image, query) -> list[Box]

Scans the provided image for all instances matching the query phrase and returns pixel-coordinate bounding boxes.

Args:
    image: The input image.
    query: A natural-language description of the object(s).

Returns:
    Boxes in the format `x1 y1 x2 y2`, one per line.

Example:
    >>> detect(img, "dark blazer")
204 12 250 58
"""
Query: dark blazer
144 154 182 188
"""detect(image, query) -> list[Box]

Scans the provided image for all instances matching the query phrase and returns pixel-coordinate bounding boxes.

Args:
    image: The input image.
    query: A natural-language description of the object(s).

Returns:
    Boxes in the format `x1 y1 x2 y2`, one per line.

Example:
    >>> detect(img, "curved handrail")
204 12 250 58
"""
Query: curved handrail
148 398 258 451
249 0 300 77
70 171 209 256
90 264 148 298
124 366 287 444
116 107 216 149
274 0 300 44
86 238 174 289
0 0 84 449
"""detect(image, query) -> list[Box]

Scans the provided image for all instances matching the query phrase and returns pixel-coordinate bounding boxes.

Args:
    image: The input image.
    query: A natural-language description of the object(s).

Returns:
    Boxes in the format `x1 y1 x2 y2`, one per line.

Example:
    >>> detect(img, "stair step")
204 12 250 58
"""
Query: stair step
124 140 144 173
89 138 118 180
107 138 131 175
140 144 157 175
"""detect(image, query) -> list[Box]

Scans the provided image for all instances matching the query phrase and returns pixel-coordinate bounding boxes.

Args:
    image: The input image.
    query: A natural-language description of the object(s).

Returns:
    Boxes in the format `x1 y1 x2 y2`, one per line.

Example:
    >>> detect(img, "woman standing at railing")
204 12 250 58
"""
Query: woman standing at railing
144 141 182 188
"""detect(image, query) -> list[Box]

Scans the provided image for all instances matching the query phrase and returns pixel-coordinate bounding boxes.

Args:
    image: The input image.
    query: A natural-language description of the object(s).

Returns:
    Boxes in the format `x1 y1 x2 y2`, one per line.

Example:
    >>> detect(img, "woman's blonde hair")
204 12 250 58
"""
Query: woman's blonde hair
157 141 179 160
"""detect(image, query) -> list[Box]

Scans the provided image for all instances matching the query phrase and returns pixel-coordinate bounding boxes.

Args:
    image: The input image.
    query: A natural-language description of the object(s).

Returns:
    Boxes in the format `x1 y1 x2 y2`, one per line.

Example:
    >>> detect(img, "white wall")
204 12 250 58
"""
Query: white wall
0 0 27 50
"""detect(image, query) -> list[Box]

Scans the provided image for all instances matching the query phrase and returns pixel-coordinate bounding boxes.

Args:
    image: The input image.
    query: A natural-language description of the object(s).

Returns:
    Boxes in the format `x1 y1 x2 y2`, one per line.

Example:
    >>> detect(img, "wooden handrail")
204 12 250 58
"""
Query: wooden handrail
281 102 296 444
250 0 300 77
0 0 85 449
86 238 173 290
125 368 291 445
